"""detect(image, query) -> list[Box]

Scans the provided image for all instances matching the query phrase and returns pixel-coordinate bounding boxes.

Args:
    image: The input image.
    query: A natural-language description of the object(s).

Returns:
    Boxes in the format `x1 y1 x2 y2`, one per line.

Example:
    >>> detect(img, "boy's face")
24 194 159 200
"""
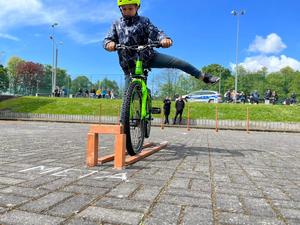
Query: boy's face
120 4 138 17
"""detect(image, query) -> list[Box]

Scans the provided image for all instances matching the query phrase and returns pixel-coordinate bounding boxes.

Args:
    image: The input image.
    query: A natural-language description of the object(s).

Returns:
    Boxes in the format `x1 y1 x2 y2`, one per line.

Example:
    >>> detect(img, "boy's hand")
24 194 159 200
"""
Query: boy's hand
105 41 116 52
160 38 172 48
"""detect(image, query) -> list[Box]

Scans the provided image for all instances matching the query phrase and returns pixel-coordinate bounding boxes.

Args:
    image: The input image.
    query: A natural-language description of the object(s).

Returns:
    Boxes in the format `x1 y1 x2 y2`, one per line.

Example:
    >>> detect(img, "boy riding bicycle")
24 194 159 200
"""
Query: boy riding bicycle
103 0 220 89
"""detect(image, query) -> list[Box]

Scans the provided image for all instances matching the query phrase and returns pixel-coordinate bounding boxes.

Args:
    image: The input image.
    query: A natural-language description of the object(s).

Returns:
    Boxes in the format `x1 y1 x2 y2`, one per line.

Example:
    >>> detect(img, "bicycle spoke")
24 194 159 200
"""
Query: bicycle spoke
121 81 147 156
129 86 143 152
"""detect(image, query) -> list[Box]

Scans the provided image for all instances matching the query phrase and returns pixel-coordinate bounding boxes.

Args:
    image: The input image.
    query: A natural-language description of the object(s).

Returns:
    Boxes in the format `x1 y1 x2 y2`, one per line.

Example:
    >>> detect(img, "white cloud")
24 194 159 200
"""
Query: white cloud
231 55 300 73
0 33 20 41
0 0 46 30
66 28 102 45
248 33 287 54
0 0 119 44
231 33 300 73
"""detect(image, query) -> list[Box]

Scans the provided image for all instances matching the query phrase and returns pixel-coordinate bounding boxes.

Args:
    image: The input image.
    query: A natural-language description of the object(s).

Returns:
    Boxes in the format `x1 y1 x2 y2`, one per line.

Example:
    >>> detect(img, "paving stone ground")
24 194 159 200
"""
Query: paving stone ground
0 120 299 225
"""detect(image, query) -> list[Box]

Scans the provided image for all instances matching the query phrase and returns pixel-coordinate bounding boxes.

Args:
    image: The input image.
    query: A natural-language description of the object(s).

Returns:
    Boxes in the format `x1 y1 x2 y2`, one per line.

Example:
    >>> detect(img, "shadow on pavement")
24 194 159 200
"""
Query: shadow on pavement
146 143 264 161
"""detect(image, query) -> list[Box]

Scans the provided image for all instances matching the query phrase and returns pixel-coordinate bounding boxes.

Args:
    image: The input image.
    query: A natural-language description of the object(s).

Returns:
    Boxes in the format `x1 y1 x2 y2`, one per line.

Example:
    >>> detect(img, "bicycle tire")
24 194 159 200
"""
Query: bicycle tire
121 82 145 156
144 94 151 138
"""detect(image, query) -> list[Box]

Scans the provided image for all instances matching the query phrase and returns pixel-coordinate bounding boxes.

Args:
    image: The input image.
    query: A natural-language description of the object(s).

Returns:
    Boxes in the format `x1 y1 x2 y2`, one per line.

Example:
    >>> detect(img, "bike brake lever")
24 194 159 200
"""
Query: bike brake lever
150 42 162 48
116 44 125 50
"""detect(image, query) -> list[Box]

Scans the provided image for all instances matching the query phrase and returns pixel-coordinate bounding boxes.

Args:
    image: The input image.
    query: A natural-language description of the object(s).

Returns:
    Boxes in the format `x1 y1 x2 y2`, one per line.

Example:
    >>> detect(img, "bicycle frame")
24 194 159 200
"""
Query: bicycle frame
116 43 160 122
131 77 149 120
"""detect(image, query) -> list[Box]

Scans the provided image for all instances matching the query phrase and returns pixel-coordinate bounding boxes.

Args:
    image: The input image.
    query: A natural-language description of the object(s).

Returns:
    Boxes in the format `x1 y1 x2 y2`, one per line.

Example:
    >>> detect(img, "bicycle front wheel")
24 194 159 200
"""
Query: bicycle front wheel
121 82 145 156
144 94 151 138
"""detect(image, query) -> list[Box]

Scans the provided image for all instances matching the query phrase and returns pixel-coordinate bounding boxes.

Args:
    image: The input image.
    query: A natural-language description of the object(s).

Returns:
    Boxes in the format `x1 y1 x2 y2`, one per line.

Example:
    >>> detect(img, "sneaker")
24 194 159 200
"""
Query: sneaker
202 73 220 85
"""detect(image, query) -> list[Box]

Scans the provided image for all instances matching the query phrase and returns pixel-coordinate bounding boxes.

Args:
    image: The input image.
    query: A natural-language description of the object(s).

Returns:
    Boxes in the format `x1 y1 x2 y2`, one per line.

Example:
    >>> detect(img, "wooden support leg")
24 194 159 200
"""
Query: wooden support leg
86 133 99 167
114 134 126 170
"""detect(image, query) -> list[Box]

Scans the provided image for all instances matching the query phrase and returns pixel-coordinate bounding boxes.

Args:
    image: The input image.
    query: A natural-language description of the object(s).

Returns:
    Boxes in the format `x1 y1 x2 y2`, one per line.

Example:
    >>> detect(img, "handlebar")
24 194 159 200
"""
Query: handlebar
116 42 162 51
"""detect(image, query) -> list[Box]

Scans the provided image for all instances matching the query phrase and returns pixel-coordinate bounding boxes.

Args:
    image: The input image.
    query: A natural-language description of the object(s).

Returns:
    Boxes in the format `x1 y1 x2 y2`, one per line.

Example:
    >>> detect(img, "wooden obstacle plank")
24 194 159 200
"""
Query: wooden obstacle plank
125 141 168 166
98 155 115 164
89 124 123 134
98 142 154 164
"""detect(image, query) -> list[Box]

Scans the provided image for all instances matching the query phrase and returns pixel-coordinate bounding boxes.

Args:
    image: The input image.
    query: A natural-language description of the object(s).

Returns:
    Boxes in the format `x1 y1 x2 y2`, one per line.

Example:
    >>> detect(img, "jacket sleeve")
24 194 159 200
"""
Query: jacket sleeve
103 22 119 49
144 17 171 42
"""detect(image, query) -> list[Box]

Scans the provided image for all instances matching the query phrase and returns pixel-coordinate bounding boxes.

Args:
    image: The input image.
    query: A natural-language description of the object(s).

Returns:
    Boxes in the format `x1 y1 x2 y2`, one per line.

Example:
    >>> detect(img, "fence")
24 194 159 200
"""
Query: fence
1 111 300 132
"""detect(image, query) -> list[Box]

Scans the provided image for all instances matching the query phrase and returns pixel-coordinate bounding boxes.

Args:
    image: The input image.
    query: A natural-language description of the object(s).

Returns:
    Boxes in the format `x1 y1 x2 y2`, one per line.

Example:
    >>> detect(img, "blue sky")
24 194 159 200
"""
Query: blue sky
0 0 300 83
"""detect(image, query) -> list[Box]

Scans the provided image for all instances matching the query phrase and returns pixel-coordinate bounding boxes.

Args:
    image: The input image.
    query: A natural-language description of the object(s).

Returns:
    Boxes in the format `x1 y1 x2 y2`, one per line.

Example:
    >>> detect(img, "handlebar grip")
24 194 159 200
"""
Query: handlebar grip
150 41 162 47
115 43 162 50
115 44 126 50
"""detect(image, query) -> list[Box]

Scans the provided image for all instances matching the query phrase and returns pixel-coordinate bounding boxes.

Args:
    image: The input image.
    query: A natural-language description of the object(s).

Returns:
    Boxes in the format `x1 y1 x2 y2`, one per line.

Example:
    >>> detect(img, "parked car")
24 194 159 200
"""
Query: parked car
182 90 222 103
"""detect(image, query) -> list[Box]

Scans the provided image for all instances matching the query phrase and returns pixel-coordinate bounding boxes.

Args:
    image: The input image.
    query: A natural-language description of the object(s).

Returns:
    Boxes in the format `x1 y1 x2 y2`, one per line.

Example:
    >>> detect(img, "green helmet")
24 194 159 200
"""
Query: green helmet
118 0 140 7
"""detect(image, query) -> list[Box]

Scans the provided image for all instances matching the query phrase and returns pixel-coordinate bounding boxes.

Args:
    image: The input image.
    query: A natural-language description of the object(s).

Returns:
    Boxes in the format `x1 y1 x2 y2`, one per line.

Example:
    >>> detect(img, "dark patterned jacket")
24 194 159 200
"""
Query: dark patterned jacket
103 14 169 74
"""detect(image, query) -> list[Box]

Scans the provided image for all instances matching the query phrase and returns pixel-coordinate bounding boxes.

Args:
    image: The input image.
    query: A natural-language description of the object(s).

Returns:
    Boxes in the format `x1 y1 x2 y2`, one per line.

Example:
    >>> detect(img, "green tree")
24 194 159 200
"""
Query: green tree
15 61 44 95
280 66 295 96
223 76 235 94
98 78 120 96
264 67 295 100
289 71 300 96
202 64 232 80
38 65 72 95
158 65 233 99
238 72 265 96
7 56 24 94
56 68 70 88
202 64 232 94
156 64 300 101
158 69 180 99
39 65 52 94
266 72 285 99
71 76 91 94
55 68 72 95
176 73 198 95
0 65 9 93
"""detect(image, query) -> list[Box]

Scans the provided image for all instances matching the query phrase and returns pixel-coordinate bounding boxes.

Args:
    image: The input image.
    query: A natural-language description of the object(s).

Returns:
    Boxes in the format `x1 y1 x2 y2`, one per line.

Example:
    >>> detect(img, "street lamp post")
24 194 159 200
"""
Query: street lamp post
50 23 58 96
231 10 245 103
54 47 58 94
54 41 63 96
67 75 70 97
54 41 65 97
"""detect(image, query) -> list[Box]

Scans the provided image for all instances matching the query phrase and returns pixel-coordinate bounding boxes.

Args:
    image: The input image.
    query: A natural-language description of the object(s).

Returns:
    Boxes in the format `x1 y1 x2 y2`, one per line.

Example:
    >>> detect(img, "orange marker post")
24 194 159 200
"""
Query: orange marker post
246 107 250 133
117 104 121 125
187 104 191 131
161 108 164 130
99 103 102 124
215 105 219 132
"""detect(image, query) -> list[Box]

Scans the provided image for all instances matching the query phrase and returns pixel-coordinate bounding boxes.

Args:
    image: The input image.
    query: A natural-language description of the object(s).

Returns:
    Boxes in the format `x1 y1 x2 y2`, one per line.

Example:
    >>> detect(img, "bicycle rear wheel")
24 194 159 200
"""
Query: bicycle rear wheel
121 82 145 156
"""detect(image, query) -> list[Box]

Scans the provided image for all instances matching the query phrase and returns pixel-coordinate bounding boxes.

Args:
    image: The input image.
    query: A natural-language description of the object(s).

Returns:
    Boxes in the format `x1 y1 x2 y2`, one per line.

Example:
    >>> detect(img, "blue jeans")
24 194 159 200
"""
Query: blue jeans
150 52 201 78
124 52 201 90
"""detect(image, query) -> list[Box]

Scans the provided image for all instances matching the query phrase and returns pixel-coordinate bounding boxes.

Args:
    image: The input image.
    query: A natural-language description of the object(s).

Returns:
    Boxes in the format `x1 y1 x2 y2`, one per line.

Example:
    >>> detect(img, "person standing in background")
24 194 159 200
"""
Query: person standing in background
173 96 185 125
163 97 171 124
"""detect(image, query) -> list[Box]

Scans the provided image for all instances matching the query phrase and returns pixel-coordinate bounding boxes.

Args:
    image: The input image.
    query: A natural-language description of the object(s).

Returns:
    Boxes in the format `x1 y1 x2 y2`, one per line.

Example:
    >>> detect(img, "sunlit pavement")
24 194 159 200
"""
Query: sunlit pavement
0 121 299 225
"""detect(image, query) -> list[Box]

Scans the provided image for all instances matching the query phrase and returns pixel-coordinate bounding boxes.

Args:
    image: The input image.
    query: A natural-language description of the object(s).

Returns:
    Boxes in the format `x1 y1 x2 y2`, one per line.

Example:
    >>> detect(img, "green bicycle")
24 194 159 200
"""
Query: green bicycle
116 43 162 156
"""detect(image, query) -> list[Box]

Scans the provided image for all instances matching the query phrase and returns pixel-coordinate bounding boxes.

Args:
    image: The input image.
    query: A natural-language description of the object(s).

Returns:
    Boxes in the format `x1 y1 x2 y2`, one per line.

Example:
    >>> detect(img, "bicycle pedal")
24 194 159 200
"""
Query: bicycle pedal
151 107 161 114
